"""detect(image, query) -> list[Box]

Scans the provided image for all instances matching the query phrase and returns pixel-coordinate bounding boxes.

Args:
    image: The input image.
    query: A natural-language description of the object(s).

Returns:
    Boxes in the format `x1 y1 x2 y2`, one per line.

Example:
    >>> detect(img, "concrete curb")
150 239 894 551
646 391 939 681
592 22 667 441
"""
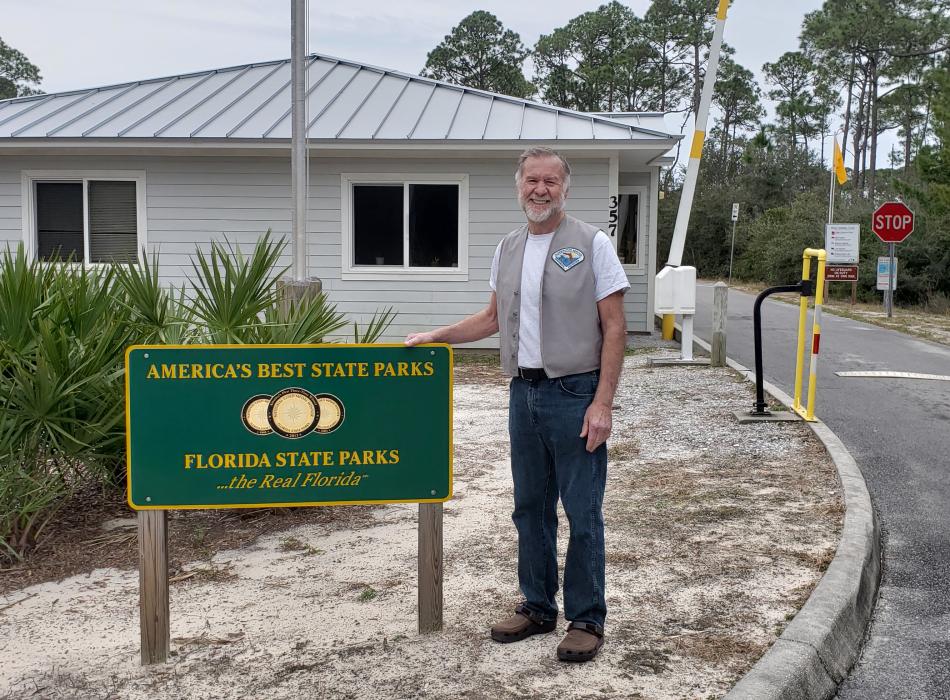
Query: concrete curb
664 325 881 700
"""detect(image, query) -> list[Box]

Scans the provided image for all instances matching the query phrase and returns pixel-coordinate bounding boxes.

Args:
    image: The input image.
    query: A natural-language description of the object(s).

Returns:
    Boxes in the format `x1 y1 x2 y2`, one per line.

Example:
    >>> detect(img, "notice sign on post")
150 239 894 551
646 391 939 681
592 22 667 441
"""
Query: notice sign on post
877 257 898 291
825 265 858 282
126 344 453 509
825 223 860 264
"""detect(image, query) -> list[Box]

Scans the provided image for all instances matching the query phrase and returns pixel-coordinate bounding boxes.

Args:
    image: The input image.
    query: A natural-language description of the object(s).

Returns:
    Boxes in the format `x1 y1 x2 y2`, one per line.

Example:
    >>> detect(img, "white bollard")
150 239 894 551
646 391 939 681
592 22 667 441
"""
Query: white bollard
681 314 695 361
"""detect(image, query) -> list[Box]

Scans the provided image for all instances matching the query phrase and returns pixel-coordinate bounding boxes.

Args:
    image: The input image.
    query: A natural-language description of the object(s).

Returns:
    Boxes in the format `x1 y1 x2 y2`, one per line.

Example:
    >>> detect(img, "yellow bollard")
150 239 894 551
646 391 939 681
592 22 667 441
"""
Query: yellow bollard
662 313 675 340
792 248 827 421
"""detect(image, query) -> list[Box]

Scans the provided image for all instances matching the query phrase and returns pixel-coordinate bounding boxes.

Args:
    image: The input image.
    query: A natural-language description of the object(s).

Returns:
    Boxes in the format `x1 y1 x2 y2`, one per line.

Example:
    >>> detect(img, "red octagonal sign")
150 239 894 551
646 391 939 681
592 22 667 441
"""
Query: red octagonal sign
872 201 915 243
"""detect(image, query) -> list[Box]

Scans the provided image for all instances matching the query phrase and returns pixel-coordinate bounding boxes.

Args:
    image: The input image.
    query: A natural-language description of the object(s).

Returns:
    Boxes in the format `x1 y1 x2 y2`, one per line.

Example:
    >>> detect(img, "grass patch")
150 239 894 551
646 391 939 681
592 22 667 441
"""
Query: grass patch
606 549 640 565
617 647 672 675
357 586 377 602
608 439 641 461
278 536 322 556
453 350 500 366
672 632 766 664
624 346 660 356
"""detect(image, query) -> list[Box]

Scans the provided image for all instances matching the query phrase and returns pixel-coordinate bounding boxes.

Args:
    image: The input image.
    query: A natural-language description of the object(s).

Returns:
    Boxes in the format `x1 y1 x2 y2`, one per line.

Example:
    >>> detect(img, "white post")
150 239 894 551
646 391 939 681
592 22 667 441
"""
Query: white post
681 314 695 361
711 282 727 367
291 0 308 282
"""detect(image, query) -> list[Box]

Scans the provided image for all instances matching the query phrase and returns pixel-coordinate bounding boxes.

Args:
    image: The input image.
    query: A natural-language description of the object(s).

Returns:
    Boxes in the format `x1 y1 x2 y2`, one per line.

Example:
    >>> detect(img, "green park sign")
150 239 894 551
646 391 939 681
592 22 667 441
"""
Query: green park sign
125 344 452 509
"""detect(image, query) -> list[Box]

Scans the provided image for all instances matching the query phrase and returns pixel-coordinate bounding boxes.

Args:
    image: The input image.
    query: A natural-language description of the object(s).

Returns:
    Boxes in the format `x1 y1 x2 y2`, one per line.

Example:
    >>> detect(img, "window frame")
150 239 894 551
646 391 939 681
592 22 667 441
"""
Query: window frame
21 170 147 265
341 172 469 281
617 185 647 273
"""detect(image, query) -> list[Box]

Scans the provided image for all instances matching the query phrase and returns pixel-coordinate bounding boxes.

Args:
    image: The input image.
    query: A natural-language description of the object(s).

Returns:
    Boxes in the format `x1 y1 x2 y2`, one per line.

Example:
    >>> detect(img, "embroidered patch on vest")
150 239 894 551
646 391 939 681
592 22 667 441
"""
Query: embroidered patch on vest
552 247 585 271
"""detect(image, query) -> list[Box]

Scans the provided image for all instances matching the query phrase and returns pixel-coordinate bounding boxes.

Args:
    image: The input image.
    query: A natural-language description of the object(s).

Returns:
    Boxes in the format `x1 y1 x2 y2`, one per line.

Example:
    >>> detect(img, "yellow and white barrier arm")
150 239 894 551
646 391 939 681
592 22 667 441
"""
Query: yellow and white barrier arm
657 0 730 352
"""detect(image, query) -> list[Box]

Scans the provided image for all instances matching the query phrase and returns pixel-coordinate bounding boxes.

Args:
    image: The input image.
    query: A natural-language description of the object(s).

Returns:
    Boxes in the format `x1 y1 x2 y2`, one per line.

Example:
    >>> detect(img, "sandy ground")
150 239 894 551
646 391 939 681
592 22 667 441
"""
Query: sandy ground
0 350 842 700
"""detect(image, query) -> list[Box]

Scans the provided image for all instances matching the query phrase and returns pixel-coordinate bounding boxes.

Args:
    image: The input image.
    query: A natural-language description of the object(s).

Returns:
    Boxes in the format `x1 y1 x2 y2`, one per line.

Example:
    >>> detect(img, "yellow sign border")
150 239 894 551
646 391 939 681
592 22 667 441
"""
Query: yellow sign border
125 342 454 510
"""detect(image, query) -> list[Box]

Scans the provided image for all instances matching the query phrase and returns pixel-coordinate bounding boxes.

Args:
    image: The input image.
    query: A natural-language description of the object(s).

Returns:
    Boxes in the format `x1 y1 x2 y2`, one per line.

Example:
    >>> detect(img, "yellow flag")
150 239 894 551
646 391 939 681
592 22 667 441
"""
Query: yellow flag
833 139 848 185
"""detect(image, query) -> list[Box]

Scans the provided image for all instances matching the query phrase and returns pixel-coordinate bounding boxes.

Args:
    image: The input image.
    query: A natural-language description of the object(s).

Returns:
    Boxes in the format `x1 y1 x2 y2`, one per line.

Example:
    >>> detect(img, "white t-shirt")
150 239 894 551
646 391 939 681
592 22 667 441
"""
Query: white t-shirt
489 229 629 368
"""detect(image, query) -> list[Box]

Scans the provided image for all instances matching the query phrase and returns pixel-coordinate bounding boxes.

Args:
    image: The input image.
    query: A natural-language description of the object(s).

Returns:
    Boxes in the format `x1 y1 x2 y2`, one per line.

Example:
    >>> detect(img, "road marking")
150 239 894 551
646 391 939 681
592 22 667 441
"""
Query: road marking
835 371 950 381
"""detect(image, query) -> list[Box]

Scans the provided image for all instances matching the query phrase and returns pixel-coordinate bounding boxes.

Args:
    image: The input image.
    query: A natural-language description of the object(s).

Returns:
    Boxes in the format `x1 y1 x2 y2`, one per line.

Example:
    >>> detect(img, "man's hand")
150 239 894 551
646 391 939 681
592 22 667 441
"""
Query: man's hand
580 400 612 453
405 331 436 347
405 293 498 347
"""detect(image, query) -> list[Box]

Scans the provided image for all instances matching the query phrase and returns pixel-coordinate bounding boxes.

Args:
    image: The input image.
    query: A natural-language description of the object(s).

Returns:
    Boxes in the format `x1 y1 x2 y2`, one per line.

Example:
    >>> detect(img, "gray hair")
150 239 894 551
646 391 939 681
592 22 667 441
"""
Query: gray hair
514 147 571 190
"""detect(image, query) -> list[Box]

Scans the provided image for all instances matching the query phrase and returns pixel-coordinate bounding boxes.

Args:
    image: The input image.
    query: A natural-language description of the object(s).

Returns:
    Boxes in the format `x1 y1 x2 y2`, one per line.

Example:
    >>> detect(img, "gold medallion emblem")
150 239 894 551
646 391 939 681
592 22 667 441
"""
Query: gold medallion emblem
241 394 273 435
267 388 319 438
313 393 345 434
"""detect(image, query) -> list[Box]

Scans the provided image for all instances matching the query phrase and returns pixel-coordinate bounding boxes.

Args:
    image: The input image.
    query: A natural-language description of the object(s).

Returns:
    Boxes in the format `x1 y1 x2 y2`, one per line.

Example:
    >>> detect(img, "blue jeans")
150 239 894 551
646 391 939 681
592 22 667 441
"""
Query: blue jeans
508 371 607 630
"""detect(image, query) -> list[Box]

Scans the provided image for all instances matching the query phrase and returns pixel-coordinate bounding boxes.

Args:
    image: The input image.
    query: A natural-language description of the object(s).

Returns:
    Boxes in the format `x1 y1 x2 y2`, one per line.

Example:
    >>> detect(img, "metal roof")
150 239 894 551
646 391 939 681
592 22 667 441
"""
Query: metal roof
0 54 680 143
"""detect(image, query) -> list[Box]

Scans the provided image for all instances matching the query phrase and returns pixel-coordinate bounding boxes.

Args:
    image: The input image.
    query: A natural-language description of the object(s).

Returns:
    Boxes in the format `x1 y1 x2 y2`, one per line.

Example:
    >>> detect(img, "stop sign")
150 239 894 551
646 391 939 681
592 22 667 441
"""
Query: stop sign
872 201 915 243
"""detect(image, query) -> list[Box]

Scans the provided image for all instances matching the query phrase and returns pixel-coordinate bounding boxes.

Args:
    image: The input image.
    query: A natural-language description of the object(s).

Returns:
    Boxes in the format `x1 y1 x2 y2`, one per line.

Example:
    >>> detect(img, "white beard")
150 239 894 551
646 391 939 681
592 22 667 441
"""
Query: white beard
520 193 565 224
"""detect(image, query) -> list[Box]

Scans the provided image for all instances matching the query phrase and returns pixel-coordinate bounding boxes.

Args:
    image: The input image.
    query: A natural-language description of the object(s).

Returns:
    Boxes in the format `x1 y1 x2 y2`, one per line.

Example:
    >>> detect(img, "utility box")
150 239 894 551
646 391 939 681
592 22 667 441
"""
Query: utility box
655 266 696 314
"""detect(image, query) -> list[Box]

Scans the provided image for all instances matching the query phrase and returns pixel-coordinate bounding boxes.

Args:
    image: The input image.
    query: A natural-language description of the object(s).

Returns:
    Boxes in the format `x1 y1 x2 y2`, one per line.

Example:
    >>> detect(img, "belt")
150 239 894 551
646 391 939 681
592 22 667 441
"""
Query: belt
517 367 548 381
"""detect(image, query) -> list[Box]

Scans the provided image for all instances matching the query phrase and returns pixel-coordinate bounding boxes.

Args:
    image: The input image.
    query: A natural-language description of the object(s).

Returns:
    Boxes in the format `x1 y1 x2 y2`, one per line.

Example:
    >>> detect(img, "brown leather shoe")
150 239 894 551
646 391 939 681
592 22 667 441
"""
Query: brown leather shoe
490 605 557 643
556 621 604 662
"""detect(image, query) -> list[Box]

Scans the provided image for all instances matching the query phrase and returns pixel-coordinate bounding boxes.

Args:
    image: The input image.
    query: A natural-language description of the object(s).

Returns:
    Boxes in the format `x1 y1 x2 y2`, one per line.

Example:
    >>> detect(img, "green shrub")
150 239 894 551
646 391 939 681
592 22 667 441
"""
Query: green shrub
0 447 69 562
0 233 395 561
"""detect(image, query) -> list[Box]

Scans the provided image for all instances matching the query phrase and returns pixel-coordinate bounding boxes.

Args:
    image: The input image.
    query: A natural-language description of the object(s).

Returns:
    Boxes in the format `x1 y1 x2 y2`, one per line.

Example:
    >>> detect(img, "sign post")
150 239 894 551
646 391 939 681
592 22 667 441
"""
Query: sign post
126 344 454 663
871 202 914 318
824 223 860 301
728 202 739 285
877 255 898 314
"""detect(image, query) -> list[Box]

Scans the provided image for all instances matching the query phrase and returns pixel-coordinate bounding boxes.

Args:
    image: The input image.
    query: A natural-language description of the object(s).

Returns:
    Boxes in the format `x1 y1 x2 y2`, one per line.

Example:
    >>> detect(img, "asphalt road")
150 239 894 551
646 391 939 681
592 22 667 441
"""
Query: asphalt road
693 284 950 700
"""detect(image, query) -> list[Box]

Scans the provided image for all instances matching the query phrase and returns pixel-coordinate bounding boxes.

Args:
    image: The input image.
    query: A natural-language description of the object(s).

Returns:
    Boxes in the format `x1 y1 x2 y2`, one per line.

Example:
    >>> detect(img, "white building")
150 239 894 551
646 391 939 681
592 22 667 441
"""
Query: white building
0 54 681 343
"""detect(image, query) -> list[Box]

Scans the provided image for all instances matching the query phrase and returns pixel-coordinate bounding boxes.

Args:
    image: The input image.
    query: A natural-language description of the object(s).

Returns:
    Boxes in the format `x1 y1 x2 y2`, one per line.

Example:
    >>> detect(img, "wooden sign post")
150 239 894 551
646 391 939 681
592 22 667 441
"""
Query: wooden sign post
418 503 443 633
138 510 169 664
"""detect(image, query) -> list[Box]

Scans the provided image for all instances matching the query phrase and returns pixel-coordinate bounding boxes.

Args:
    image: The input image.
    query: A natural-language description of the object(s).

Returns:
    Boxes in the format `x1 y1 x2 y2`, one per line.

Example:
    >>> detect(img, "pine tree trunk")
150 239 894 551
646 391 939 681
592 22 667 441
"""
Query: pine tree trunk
868 56 879 200
693 43 701 114
842 54 857 154
853 64 869 186
904 121 912 173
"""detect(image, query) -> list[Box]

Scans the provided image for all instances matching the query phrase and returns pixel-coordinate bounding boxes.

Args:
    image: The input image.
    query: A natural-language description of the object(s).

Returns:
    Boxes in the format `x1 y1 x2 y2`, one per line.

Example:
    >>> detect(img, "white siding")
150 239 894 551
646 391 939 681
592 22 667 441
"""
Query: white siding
0 168 21 247
0 153 653 346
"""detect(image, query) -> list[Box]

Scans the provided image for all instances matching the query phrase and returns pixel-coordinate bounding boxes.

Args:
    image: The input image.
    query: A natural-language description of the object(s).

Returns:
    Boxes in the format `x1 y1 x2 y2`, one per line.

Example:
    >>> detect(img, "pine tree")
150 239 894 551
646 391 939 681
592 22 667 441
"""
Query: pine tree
421 11 533 98
0 36 42 100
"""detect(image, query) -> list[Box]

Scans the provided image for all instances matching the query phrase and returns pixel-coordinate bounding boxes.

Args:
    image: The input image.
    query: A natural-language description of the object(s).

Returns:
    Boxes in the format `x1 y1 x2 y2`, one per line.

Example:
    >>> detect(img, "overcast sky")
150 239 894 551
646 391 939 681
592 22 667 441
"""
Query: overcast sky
6 0 889 163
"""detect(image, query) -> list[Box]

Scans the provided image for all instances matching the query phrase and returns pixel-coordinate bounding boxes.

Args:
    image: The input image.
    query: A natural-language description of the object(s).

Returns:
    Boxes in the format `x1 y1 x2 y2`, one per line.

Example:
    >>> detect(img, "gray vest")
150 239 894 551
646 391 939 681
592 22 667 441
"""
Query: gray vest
496 215 603 378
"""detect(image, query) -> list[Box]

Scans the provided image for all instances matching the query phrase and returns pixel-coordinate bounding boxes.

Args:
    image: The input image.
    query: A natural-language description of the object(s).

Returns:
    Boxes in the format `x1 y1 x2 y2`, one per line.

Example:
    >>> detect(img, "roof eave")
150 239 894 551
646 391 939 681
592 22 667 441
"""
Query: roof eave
0 136 682 152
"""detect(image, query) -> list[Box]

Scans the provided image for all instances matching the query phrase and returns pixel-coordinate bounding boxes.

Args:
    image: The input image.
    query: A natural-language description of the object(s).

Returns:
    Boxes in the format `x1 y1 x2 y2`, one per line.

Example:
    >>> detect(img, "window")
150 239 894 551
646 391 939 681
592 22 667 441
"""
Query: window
615 186 646 269
342 173 468 280
24 171 146 264
617 193 639 265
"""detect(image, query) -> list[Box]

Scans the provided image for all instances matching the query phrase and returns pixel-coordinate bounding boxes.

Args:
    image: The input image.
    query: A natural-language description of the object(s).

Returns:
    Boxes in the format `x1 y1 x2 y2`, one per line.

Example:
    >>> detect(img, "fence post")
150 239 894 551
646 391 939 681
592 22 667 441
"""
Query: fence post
711 282 728 367
138 509 169 665
277 278 323 320
418 503 443 633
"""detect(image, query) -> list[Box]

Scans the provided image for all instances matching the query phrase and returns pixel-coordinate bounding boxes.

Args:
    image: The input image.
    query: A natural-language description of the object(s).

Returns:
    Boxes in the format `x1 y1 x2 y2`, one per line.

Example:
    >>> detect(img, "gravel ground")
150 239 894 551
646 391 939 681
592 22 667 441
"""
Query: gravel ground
0 348 842 700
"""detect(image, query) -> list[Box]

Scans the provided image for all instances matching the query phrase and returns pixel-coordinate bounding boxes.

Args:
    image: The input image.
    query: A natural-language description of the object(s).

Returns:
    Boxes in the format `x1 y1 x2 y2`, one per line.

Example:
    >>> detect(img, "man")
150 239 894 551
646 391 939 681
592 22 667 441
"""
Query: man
406 147 627 662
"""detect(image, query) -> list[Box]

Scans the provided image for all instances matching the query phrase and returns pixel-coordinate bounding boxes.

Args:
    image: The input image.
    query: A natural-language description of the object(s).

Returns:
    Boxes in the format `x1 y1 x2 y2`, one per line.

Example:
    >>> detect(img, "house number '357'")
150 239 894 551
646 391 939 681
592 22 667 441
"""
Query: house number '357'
608 195 619 237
